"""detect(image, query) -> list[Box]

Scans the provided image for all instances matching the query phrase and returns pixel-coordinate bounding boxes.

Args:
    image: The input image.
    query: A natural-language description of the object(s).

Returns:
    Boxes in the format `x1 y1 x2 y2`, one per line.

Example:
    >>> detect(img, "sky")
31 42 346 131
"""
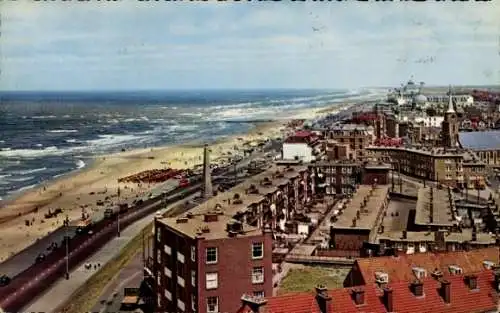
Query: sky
1 1 499 91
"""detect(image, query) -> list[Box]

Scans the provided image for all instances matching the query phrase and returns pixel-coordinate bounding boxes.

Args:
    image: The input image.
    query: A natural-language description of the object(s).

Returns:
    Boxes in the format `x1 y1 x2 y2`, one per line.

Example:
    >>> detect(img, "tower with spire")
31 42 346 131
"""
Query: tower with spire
441 85 459 148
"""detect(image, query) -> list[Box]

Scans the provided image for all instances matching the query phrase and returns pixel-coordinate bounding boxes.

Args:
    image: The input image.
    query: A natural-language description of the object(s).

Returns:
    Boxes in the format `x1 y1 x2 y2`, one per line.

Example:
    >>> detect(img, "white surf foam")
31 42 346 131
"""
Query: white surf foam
8 176 34 182
11 167 47 175
0 146 63 158
76 159 85 169
47 129 78 133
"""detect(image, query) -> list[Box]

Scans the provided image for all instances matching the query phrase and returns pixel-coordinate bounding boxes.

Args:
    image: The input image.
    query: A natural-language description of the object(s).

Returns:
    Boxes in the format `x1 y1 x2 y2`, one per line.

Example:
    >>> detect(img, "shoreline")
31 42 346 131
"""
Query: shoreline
0 103 350 263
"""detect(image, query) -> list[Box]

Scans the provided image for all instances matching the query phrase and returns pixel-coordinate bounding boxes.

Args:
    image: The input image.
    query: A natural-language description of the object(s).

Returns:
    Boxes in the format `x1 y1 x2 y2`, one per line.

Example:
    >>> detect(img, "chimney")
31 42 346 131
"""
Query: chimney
465 274 478 290
383 287 394 312
240 294 267 313
440 279 451 304
352 218 357 227
202 144 213 200
410 280 424 297
472 225 477 242
204 213 218 223
351 287 365 305
176 217 189 224
494 270 500 292
402 230 407 239
315 285 332 313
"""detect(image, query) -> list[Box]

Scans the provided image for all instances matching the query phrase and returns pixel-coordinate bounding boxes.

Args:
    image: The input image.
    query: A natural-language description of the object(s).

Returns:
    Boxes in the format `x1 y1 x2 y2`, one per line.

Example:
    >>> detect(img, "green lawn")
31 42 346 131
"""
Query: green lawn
278 266 350 295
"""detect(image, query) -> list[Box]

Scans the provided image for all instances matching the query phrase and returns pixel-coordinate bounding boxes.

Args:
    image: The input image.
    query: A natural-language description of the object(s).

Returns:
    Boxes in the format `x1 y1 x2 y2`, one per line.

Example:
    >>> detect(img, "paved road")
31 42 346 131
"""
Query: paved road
0 225 77 279
90 252 144 313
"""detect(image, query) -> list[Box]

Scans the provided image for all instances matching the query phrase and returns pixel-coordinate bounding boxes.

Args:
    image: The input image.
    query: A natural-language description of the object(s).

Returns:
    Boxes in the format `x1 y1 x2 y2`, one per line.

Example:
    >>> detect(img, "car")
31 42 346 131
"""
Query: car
0 274 11 287
35 253 46 264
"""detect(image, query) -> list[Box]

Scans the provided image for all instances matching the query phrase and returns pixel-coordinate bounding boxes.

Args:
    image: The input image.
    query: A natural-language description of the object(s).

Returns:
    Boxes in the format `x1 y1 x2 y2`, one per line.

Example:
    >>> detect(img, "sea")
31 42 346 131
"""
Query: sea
0 89 384 201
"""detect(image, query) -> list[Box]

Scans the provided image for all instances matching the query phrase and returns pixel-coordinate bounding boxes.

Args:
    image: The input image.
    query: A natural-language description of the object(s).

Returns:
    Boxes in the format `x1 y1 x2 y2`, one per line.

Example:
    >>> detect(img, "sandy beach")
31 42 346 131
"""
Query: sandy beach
0 104 346 263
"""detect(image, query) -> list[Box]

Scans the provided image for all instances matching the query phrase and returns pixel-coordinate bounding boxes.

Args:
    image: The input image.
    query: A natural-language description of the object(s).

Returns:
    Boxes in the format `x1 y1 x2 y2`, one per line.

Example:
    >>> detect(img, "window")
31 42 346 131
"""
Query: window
157 294 162 307
207 296 219 313
177 299 185 311
206 272 218 290
164 244 172 255
157 249 162 264
253 290 265 298
178 276 185 287
157 275 161 287
191 246 196 262
177 252 185 263
191 294 196 312
157 227 161 242
206 247 218 264
165 289 172 301
252 267 264 284
165 266 172 278
191 270 196 287
252 242 264 259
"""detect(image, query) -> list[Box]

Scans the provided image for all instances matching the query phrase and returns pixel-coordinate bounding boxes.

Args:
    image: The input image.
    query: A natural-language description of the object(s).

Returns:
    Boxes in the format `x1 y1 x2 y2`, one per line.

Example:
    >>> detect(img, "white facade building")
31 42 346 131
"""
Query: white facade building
282 142 315 163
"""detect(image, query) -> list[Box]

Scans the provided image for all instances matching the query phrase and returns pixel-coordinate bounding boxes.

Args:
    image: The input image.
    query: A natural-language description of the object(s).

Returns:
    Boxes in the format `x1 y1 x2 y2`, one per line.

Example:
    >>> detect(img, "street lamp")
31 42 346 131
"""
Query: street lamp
117 208 121 237
65 215 70 280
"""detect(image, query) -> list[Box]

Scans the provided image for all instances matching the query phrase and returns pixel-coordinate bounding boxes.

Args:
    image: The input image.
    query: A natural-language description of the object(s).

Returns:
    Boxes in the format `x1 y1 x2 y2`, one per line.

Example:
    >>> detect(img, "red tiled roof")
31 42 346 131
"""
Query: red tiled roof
356 247 500 285
388 270 498 313
237 270 499 313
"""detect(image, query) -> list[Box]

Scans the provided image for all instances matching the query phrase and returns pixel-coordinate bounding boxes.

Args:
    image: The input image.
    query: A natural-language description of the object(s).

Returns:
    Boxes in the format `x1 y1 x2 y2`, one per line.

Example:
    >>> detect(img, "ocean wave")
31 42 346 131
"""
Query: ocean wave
31 115 57 119
86 134 146 147
11 184 38 193
66 139 78 143
47 129 79 133
168 124 200 132
76 159 85 169
8 176 34 182
11 167 47 175
0 146 63 158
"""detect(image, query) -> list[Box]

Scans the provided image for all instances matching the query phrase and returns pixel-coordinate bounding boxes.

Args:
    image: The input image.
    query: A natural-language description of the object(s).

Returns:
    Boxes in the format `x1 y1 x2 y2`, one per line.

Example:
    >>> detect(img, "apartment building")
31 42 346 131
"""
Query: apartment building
153 164 311 313
366 146 485 189
323 124 372 160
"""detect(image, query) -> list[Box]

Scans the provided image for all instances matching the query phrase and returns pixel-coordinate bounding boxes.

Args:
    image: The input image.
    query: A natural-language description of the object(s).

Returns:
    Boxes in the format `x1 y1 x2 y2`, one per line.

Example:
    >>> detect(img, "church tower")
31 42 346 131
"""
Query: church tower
441 86 459 148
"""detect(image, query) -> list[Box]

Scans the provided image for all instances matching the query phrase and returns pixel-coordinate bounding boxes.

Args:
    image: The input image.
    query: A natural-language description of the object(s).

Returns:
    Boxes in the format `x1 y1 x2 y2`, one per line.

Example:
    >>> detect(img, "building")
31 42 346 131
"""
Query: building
323 124 372 160
327 184 390 257
153 164 311 313
460 130 500 167
238 270 500 313
344 246 500 287
282 130 321 163
366 146 486 189
441 87 460 148
412 187 457 232
309 161 361 196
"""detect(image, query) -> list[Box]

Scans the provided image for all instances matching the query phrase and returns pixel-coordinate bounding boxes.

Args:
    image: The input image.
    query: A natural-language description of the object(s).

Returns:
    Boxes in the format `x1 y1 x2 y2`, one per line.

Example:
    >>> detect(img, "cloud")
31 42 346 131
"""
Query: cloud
1 1 499 90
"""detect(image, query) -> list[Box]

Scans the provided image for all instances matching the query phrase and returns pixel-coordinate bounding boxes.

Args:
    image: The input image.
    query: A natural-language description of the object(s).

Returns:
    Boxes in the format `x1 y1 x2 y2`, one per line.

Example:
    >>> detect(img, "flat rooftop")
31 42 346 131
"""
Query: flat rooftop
158 164 308 240
367 145 483 163
460 131 500 151
414 187 457 227
331 184 390 231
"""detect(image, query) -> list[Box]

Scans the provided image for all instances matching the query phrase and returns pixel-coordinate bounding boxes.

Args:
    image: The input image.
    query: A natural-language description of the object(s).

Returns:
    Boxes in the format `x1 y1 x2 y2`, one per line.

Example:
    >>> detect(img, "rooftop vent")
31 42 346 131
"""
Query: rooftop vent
248 184 259 195
233 193 243 205
176 217 189 224
375 271 389 284
261 177 272 186
226 221 243 237
431 268 444 279
275 171 284 178
201 226 210 233
204 213 218 223
186 212 194 219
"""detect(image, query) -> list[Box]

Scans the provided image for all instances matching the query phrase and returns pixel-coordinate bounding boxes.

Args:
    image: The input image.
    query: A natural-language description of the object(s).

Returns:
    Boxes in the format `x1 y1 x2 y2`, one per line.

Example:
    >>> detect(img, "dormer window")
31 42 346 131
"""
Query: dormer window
412 267 427 279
